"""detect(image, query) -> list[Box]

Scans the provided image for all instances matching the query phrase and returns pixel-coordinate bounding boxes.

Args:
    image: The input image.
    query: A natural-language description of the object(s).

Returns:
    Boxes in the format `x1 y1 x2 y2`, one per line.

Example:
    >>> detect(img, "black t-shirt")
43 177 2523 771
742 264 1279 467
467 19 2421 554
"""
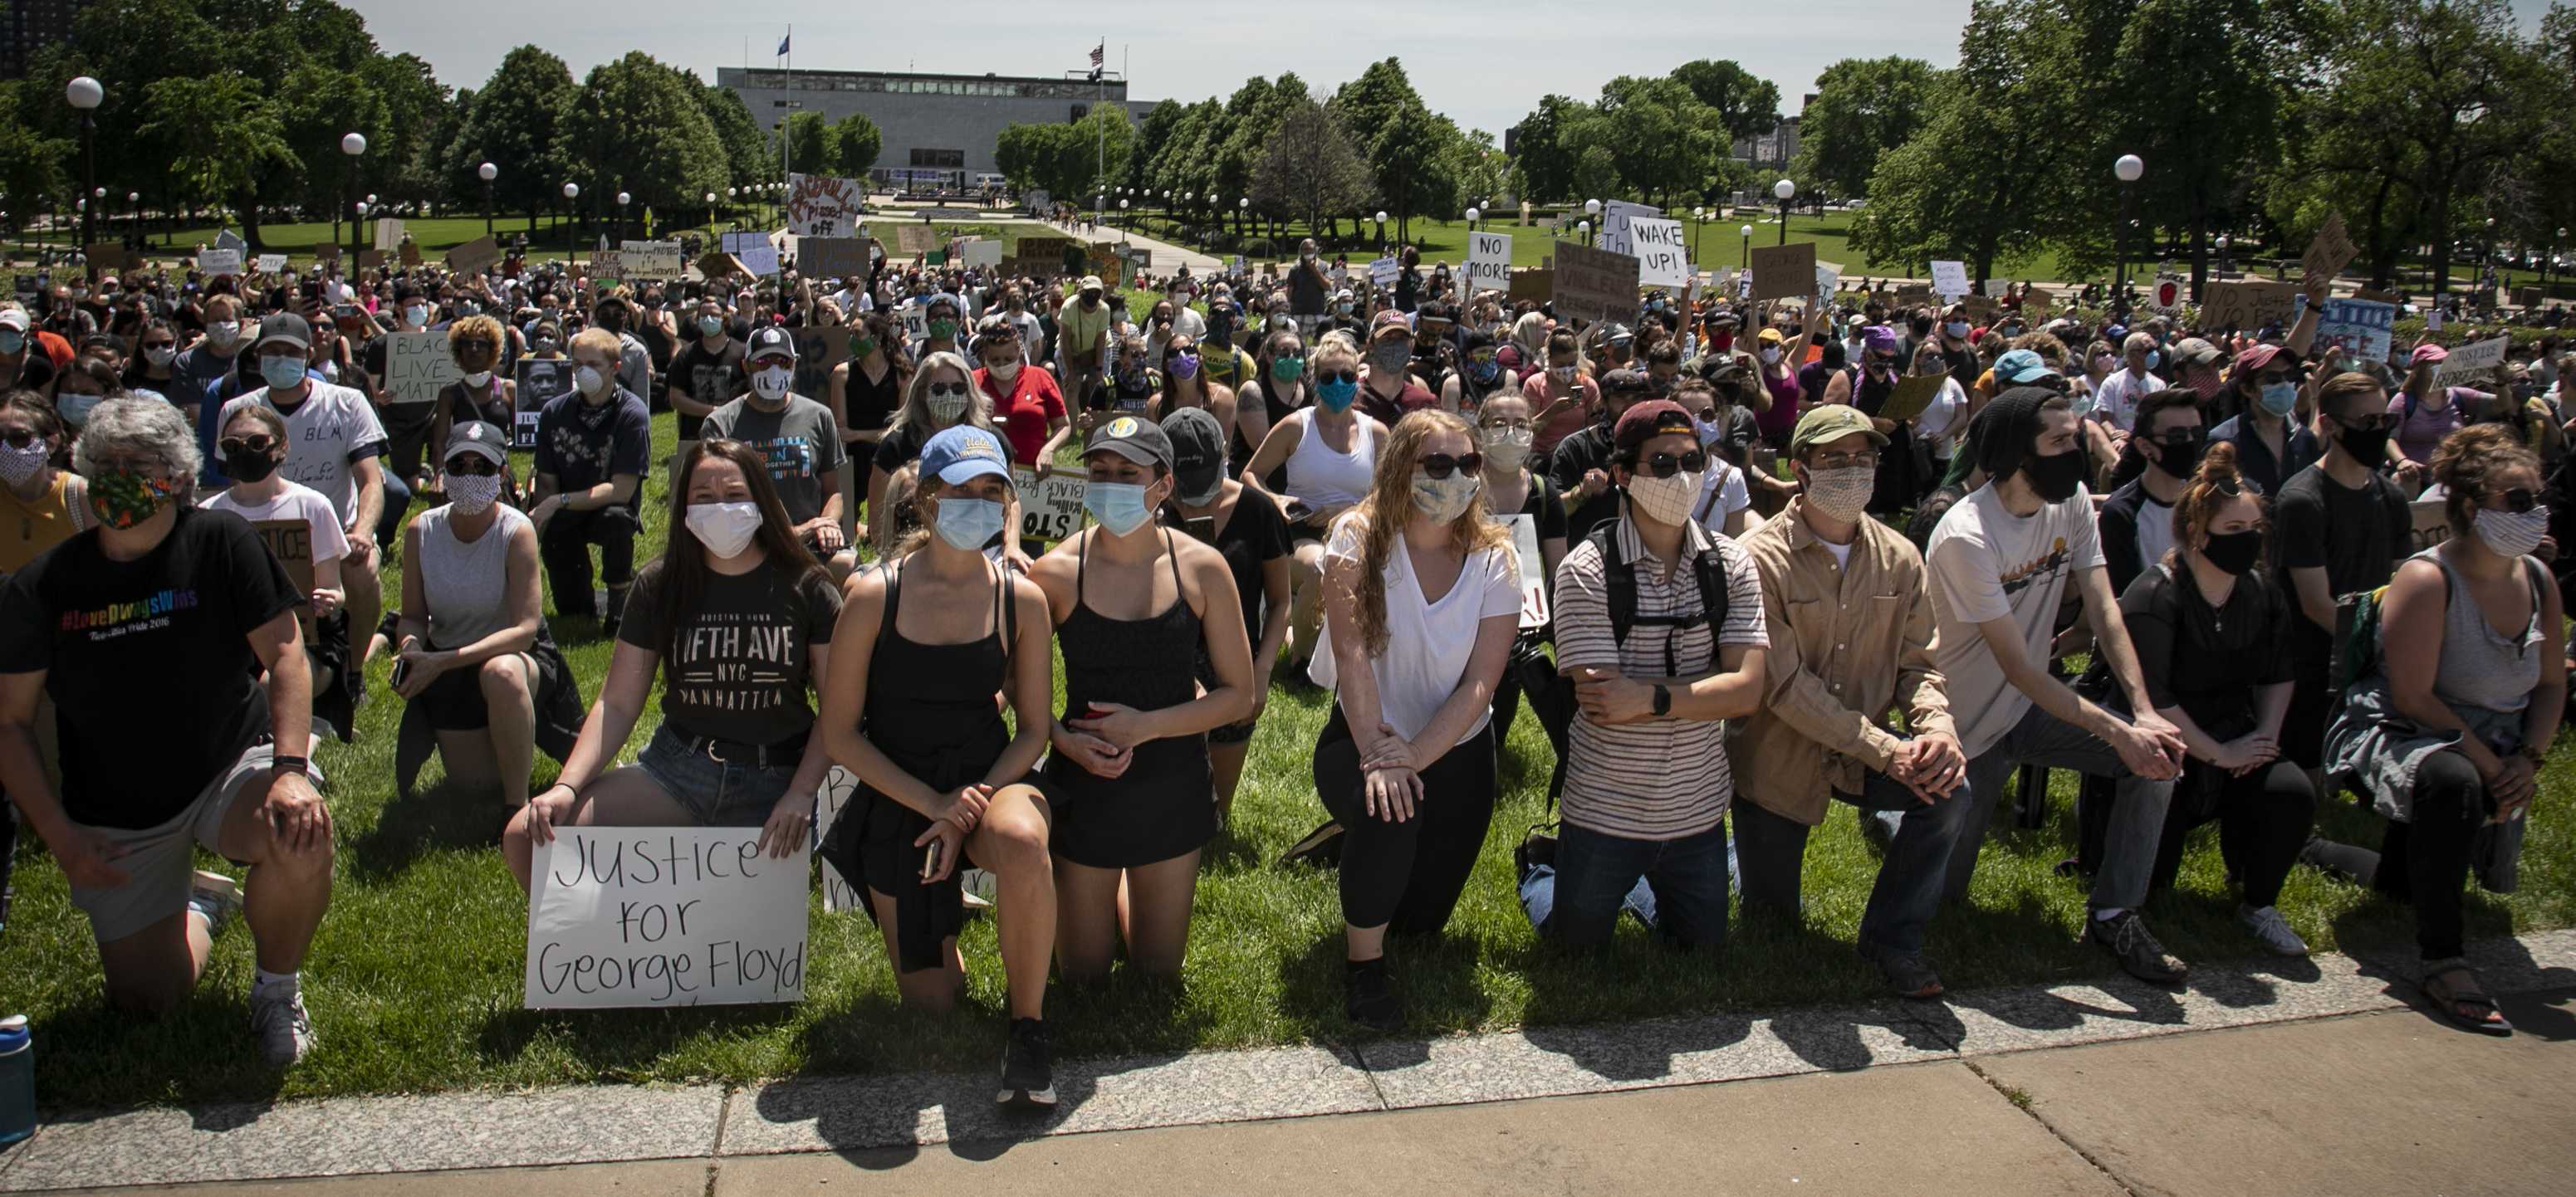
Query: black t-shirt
1512 472 1572 542
1168 486 1292 653
845 357 903 435
536 391 652 512
2117 563 2294 737
619 560 842 746
668 337 747 440
0 508 300 828
1547 422 1623 543
872 420 936 477
2275 463 2412 660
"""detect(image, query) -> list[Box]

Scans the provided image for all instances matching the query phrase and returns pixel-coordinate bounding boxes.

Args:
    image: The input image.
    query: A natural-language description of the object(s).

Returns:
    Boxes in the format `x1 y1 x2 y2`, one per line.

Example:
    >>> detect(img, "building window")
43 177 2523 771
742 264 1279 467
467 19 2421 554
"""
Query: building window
1070 104 1088 121
909 148 963 169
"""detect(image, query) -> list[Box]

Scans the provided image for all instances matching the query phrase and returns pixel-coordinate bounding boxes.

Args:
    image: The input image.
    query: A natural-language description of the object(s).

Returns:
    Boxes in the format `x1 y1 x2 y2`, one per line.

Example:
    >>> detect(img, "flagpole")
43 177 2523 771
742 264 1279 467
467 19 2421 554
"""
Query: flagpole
1096 37 1105 196
782 26 793 197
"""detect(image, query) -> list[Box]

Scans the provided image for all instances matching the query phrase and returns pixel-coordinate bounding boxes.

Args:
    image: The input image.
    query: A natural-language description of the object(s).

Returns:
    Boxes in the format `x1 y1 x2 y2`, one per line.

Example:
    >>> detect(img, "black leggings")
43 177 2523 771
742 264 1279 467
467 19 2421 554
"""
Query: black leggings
1313 706 1496 934
2150 760 2316 908
2305 750 2484 960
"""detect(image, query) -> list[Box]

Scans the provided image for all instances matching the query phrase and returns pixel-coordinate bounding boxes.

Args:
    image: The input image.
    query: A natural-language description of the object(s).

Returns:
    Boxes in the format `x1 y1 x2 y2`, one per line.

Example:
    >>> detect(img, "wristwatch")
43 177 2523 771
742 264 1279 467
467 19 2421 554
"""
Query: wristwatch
271 755 311 779
1650 685 1672 717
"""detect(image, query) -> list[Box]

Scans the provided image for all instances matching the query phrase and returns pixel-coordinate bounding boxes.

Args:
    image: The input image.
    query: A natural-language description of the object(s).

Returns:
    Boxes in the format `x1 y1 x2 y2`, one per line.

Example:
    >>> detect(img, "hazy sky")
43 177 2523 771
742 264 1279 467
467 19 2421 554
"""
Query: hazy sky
350 1 2560 139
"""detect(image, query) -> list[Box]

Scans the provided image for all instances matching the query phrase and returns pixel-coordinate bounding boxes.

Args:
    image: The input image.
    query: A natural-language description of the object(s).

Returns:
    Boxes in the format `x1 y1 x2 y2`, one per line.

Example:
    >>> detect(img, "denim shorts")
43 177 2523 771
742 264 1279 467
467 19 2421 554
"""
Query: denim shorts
636 725 801 828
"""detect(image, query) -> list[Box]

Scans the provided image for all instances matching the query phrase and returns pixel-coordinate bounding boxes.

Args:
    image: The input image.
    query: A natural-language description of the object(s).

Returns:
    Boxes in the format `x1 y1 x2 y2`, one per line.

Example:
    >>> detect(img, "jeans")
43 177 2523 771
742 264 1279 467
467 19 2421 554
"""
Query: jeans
1955 705 2174 911
374 471 413 550
540 506 641 619
1735 764 1973 955
1526 820 1731 949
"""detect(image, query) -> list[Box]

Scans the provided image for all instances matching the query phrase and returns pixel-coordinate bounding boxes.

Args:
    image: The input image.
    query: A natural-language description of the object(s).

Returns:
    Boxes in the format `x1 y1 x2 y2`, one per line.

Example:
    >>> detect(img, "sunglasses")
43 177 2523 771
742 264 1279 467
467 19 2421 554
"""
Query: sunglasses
1418 452 1484 480
2490 486 2543 514
2154 428 2206 447
1317 369 1359 386
2 429 43 449
445 457 501 477
1628 449 1709 479
927 383 969 398
218 435 278 456
2329 412 2399 432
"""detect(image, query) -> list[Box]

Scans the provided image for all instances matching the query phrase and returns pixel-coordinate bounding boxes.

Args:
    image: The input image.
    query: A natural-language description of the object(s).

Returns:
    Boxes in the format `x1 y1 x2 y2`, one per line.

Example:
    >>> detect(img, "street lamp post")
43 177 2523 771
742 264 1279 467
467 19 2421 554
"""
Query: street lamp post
1740 223 1753 269
2485 216 2499 302
1576 220 1590 247
1584 198 1601 247
561 183 580 261
478 162 497 239
617 191 631 243
2113 154 2144 300
342 132 367 262
2554 227 2569 300
1692 207 1707 268
125 191 138 250
1772 178 1795 247
66 76 101 265
1466 205 1481 233
1119 198 1129 246
2216 233 2232 276
1374 210 1388 251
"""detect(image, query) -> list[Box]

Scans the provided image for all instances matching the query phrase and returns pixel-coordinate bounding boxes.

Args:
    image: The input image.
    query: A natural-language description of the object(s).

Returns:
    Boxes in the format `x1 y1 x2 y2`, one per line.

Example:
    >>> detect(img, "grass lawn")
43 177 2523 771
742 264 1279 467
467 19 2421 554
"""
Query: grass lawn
2 408 2573 1111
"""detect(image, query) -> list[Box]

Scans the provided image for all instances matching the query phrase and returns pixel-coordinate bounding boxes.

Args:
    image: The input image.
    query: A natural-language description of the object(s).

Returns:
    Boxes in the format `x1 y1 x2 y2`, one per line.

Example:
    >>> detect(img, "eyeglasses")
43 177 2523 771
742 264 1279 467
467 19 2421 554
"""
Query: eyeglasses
1479 419 1532 432
218 435 278 456
1317 369 1359 386
2328 412 2399 432
2488 486 2543 513
1808 449 1880 471
445 457 501 477
1628 449 1709 479
1418 452 1484 479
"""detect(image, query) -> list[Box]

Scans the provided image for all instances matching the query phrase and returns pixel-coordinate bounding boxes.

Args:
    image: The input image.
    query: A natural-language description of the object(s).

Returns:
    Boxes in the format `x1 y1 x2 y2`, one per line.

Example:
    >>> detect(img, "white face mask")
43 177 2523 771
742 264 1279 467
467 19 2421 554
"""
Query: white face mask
445 471 503 515
144 345 175 367
2473 504 2550 558
685 500 765 558
404 304 431 327
206 320 239 345
463 370 493 388
752 365 793 403
1625 470 1702 526
1411 470 1482 523
1760 347 1783 365
575 364 609 397
1478 426 1534 471
985 359 1022 384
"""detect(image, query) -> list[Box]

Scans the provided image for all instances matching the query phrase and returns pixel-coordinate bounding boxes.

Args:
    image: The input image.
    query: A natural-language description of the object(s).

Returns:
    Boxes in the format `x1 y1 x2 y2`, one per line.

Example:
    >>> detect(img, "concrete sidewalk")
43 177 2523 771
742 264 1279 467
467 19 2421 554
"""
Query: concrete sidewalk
2 931 2569 1195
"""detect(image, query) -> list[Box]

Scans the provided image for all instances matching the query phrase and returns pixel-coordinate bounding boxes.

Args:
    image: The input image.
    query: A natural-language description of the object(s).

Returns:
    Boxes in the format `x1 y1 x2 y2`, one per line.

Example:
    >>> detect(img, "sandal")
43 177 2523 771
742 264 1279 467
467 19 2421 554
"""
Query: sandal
2419 960 2514 1037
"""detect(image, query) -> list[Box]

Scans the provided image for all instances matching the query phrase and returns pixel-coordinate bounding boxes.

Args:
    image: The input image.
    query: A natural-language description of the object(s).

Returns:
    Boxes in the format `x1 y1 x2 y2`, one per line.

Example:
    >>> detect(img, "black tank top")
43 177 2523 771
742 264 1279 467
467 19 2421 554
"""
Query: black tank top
1049 530 1207 797
863 557 1011 789
846 356 902 434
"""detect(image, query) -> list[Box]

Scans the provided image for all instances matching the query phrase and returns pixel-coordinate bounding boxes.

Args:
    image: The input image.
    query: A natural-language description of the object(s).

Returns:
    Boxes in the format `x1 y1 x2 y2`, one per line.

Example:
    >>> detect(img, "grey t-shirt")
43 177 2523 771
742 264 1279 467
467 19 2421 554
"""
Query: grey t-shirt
702 393 847 525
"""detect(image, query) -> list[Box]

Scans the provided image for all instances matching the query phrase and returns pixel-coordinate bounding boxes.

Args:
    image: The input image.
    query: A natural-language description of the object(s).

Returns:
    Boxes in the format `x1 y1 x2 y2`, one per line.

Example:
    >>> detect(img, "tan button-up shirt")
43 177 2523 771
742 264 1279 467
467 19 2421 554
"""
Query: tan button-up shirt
1727 498 1953 826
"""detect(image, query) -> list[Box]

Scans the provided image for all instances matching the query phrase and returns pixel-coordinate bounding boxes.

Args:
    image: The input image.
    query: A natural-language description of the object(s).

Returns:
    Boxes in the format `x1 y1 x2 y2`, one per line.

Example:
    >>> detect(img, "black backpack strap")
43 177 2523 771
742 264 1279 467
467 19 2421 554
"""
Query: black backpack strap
1691 538 1732 670
1591 520 1635 647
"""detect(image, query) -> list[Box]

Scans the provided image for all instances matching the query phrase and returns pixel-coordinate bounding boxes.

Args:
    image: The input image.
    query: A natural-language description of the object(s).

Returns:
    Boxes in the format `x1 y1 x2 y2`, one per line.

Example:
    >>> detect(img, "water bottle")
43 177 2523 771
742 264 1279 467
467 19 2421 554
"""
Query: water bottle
0 1014 32 1146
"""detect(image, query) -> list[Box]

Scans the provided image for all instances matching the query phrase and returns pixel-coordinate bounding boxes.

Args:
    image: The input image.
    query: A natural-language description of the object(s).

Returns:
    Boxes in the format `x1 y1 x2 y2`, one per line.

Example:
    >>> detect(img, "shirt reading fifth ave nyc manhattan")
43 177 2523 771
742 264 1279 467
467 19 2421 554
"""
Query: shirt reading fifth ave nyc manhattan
0 507 301 829
1925 481 2105 759
617 562 842 747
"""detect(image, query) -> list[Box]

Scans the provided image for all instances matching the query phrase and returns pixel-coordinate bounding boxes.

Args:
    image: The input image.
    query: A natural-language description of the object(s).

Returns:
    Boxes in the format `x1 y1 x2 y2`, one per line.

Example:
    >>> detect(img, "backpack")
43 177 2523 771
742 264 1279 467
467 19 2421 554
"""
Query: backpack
2333 555 2545 694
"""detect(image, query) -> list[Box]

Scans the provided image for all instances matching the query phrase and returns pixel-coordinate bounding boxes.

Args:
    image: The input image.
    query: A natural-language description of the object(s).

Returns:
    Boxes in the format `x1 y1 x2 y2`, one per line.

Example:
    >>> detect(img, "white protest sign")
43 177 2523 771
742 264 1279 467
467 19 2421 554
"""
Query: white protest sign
1464 232 1512 299
523 827 809 1009
386 330 454 407
1930 261 1969 299
1012 466 1088 542
1815 261 1842 314
372 217 404 253
815 767 864 913
198 249 242 276
1599 199 1661 257
213 229 248 257
2439 335 2510 381
738 243 781 277
963 239 1004 269
1506 514 1548 629
722 230 773 256
786 173 869 237
1630 218 1690 288
618 240 683 281
1981 277 2010 298
1369 256 1401 288
2314 298 2398 365
254 253 287 274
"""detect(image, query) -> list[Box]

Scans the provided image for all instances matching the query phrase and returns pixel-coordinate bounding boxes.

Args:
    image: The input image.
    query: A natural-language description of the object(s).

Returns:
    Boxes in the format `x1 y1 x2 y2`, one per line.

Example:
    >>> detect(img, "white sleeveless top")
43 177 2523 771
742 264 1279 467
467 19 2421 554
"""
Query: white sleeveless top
1284 413 1378 510
418 503 529 650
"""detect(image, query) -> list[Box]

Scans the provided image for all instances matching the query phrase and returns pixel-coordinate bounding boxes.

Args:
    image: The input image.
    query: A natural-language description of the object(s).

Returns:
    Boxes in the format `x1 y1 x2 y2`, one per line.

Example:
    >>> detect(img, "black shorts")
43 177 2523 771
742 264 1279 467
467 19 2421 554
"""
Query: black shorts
414 646 566 733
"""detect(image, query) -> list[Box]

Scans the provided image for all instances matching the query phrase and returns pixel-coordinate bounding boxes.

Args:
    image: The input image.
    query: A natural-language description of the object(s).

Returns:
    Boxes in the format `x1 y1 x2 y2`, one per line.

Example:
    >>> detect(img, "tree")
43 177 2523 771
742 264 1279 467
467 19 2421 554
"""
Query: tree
1253 99 1372 240
0 83 71 222
776 110 835 174
554 52 727 230
1509 95 1587 203
2105 0 2293 297
1592 76 1722 208
1790 57 1944 199
140 74 292 217
695 84 769 188
832 111 882 175
448 46 574 230
1672 59 1782 145
2350 0 2543 297
1335 58 1456 242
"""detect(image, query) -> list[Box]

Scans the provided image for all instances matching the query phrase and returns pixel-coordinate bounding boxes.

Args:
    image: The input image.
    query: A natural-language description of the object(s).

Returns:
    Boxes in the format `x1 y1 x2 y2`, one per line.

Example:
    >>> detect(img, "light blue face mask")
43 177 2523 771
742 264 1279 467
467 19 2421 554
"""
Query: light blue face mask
2146 349 2162 372
0 331 22 356
261 354 308 390
1085 481 1155 536
933 496 1006 551
2259 381 2299 417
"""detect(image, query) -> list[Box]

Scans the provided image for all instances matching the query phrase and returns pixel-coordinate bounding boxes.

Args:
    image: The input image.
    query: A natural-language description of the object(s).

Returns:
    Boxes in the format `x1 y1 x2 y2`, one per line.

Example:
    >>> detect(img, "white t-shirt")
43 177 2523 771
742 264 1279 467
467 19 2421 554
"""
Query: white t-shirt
1309 511 1522 745
2091 368 2164 432
219 383 388 530
1916 378 1969 457
1926 481 2105 758
1691 459 1752 532
199 481 350 569
2133 494 2174 579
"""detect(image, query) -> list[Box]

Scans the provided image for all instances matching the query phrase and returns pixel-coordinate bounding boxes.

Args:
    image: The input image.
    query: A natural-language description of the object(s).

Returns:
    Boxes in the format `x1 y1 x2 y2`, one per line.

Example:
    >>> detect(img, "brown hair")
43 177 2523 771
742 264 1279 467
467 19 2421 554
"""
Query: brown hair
220 402 288 444
2165 440 2266 570
2133 388 2202 439
2432 423 2541 537
644 438 826 673
446 315 505 359
2314 370 2387 421
2011 330 2070 369
1346 410 1511 657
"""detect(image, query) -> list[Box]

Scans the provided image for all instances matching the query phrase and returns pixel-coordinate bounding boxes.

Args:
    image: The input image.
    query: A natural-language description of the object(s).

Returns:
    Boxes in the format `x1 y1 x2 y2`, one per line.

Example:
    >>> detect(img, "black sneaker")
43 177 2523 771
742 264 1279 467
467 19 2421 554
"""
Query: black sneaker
1344 957 1401 1033
997 1017 1055 1111
1279 820 1344 868
2086 909 2189 984
1514 830 1558 880
1857 940 1945 999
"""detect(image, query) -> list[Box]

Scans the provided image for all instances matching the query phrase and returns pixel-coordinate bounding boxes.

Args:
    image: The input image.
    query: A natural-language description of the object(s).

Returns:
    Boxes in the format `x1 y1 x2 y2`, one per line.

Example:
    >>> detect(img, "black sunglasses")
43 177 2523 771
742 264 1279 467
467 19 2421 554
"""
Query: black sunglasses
2329 411 2399 432
445 457 501 477
2156 427 2206 447
2 429 42 449
1318 369 1359 386
218 435 278 456
2490 486 2542 514
1418 452 1484 480
1627 449 1709 479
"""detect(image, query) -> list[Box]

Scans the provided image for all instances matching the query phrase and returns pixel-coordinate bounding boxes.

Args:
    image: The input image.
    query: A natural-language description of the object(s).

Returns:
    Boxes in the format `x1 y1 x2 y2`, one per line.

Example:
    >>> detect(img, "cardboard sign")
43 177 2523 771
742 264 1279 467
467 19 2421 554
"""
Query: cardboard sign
1930 261 1969 299
895 224 938 254
1876 374 1950 424
213 229 248 257
523 827 809 1009
1981 278 2010 298
400 241 423 267
250 518 318 642
738 243 781 277
515 358 573 450
1011 466 1087 542
255 253 288 274
1509 267 1553 302
1599 199 1661 257
2304 213 2358 287
2199 281 2300 330
84 243 136 273
1086 244 1121 280
786 173 869 237
1746 242 1816 301
790 325 851 402
619 240 683 281
2439 335 2511 381
1504 514 1548 630
1016 236 1076 266
385 331 454 407
1464 232 1512 299
1369 256 1401 287
446 235 502 275
2314 297 2398 365
356 250 385 271
372 218 404 252
695 251 747 281
313 244 341 264
1896 283 1933 306
813 768 865 912
585 249 622 281
1961 294 2002 325
1552 240 1639 322
198 249 242 276
1631 218 1690 289
2410 496 2455 550
798 237 870 281
962 240 1003 269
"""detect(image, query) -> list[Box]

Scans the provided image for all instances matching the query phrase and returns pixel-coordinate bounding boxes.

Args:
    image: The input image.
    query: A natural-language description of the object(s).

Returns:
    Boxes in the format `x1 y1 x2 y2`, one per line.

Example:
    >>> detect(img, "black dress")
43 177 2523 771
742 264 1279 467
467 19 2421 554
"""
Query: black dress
1854 366 1920 513
1046 530 1217 867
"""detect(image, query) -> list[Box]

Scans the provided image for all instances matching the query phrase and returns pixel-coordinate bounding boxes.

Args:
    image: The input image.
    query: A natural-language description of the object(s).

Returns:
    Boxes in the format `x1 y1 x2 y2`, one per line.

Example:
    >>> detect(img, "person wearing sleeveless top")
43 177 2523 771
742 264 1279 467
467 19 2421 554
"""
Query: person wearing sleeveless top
2316 425 2565 1036
1028 415 1254 983
817 424 1062 1111
1232 329 1307 477
0 392 89 578
1241 338 1388 679
426 316 517 494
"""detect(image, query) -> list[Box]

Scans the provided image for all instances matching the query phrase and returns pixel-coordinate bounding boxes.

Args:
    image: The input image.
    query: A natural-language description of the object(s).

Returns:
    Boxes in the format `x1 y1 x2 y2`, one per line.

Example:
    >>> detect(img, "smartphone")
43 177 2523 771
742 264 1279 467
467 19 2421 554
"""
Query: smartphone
388 656 413 692
1180 515 1217 544
919 838 943 881
1282 498 1315 525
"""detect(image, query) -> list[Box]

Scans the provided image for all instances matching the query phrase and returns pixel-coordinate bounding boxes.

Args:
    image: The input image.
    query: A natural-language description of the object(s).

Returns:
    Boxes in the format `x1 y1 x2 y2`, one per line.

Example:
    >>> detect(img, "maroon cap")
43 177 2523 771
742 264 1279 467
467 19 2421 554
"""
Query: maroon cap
1368 309 1412 338
2233 343 2293 374
1614 399 1698 452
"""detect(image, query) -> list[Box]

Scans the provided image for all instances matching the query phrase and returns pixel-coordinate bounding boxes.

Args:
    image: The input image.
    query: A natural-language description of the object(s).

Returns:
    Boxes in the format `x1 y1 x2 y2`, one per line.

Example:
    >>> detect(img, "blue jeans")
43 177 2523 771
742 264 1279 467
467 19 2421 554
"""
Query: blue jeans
1523 821 1731 949
1735 765 1973 955
375 470 414 550
1953 705 2174 911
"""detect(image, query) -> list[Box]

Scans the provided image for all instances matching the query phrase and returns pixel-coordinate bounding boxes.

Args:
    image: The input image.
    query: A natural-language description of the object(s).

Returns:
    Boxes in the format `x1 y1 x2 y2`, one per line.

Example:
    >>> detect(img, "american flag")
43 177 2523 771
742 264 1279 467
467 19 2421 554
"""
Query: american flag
1090 42 1104 68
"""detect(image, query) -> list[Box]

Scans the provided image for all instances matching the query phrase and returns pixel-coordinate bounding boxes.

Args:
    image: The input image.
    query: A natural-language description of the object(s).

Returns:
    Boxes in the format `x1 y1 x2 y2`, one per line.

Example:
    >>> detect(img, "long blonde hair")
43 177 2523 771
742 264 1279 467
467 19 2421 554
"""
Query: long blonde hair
1350 409 1513 657
885 350 995 440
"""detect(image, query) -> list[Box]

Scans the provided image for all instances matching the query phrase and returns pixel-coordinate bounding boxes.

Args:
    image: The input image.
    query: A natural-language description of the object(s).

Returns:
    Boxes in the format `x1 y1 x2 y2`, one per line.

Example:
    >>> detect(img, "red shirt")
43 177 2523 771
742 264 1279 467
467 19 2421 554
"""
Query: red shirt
977 364 1067 467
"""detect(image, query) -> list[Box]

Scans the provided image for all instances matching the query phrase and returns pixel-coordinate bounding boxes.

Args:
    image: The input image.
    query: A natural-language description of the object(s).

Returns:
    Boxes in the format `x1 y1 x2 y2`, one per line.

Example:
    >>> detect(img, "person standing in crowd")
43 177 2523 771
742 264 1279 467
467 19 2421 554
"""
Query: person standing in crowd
1728 406 1967 997
2206 344 2319 496
1548 368 1655 544
1310 409 1519 1028
1241 338 1385 680
2277 372 2417 772
1055 276 1113 408
504 439 842 888
817 423 1061 1109
390 423 566 813
668 296 747 479
972 324 1070 474
1030 416 1252 982
0 394 86 575
2313 426 2564 1035
2390 344 2484 470
1518 400 1769 950
203 403 350 719
1926 387 2193 983
1526 331 1599 465
221 315 389 702
527 329 649 634
2113 442 2317 956
703 327 848 562
425 315 517 491
1161 407 1291 818
0 398 330 1063
2098 388 2206 596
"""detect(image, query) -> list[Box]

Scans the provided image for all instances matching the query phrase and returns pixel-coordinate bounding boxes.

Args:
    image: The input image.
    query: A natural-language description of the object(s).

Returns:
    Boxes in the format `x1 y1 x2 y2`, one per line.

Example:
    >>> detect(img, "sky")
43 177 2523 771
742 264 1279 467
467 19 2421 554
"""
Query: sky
350 0 2562 139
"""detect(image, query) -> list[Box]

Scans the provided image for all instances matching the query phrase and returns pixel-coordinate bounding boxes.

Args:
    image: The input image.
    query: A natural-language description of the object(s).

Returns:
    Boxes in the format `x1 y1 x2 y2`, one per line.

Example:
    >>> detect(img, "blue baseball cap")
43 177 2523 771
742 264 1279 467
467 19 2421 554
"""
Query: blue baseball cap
1993 349 2059 385
918 425 1011 486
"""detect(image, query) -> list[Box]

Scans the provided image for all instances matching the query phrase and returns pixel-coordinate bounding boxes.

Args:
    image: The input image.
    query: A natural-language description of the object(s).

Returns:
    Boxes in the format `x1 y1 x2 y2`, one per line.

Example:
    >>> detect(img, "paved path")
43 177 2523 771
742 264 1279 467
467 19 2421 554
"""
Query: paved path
2 930 2569 1195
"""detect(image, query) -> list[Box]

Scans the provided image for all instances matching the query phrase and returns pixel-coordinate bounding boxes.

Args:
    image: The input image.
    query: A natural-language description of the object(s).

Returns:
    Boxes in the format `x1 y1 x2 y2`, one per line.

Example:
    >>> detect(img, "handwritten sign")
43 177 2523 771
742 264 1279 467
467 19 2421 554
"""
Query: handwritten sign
255 253 288 275
786 173 869 237
695 251 748 282
2314 298 2397 366
515 358 572 449
585 250 621 282
1505 514 1547 629
1981 278 2010 299
400 241 423 268
1877 374 1950 425
198 248 242 277
2304 212 2357 287
385 331 454 407
739 244 781 277
1747 242 1816 301
721 231 772 257
372 217 404 253
962 240 1004 269
895 224 938 255
1552 240 1639 323
523 827 809 1009
1011 466 1088 542
1369 256 1401 288
2199 281 2301 330
2439 335 2510 381
791 325 851 402
1464 232 1512 299
619 240 683 281
1930 261 1969 299
1599 199 1660 257
1814 261 1842 314
446 235 502 275
1631 218 1690 289
814 768 864 912
250 519 317 642
798 237 869 281
1509 267 1552 302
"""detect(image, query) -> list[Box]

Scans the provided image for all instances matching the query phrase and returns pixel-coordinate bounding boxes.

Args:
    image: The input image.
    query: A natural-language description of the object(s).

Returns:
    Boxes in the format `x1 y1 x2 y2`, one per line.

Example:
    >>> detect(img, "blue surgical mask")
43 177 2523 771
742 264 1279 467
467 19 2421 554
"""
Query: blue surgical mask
933 496 1006 551
0 330 22 356
1316 377 1359 413
1085 481 1155 536
2259 381 2299 417
2147 349 2162 372
261 354 308 390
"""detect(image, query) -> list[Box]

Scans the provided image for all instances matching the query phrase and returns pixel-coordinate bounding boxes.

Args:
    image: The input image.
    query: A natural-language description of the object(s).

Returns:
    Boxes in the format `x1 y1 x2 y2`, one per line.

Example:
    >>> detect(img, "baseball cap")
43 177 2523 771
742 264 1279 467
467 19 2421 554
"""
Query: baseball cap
254 312 311 352
1161 407 1226 497
1369 310 1411 339
2410 343 2448 365
0 309 28 333
1600 367 1654 395
1756 326 1785 345
2172 336 2225 369
918 424 1012 486
443 420 508 467
1790 403 1891 454
1600 322 1635 346
2235 344 2295 374
1613 399 1699 452
746 325 797 362
1085 412 1174 470
1079 275 1104 293
1993 349 2059 385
